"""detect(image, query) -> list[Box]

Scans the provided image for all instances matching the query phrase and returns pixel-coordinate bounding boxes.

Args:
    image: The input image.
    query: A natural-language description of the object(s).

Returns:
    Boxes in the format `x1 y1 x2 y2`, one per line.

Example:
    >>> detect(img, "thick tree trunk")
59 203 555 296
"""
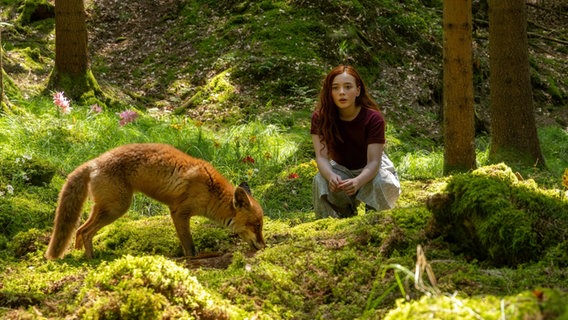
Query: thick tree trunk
55 0 88 75
443 0 476 174
48 0 100 101
488 0 544 167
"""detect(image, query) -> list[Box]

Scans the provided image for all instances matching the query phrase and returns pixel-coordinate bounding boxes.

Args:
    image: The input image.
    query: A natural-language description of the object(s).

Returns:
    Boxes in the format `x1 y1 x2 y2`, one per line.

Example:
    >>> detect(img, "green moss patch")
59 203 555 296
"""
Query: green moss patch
260 159 319 216
0 189 57 240
94 215 237 258
427 163 568 267
76 255 248 319
383 288 568 320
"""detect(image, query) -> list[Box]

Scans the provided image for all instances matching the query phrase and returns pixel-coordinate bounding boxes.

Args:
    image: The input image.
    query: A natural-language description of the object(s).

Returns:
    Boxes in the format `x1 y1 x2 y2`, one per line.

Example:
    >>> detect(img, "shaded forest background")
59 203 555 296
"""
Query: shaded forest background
5 0 566 136
1 0 568 319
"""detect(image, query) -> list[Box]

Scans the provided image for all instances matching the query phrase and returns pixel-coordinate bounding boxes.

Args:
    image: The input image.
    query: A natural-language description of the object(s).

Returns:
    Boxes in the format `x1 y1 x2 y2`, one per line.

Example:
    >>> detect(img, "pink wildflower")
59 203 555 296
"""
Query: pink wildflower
53 91 72 114
90 104 102 113
118 110 139 126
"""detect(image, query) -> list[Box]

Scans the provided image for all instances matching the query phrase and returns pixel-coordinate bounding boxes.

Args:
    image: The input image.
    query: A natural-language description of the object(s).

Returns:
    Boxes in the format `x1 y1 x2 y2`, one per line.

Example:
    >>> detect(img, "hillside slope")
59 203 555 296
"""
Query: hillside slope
3 0 566 139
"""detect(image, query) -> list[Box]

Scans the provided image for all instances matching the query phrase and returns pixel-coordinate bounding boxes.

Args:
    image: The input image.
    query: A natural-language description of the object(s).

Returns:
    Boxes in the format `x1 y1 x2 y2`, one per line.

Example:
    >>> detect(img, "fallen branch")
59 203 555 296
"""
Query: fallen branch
528 31 568 45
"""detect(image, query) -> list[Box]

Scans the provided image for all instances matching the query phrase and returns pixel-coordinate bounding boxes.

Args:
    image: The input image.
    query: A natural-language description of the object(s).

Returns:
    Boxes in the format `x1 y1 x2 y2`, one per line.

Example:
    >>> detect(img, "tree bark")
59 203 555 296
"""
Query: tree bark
1 24 3 107
55 0 88 76
48 0 100 101
443 0 476 174
488 0 545 167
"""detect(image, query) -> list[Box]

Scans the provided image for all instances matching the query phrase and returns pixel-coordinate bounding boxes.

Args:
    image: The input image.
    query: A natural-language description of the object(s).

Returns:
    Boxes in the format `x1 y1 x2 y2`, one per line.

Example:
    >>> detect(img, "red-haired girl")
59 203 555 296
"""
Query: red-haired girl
311 65 400 218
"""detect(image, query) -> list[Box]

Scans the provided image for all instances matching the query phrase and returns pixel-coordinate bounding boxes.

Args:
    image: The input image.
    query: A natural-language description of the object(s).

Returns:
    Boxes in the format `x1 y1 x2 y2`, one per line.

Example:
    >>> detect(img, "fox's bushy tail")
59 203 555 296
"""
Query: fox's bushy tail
45 164 91 259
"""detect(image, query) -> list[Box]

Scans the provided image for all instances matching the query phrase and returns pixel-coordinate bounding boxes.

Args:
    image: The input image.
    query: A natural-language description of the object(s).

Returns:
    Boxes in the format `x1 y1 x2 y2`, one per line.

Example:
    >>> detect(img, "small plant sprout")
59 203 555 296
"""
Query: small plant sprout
414 245 441 296
365 245 440 312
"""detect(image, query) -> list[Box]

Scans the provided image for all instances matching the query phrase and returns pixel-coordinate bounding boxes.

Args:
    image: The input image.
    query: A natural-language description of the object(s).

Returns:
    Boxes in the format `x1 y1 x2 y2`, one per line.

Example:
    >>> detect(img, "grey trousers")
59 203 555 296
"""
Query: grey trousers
312 153 401 218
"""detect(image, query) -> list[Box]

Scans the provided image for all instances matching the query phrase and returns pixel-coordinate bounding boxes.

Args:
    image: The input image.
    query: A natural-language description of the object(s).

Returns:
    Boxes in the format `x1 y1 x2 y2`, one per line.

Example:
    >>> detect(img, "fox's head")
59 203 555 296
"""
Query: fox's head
231 182 266 251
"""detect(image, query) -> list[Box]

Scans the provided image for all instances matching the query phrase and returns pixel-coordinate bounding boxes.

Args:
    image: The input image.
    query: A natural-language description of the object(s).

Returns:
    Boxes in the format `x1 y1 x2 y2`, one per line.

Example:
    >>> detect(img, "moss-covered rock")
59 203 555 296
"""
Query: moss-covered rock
8 228 48 258
0 153 56 186
427 163 568 267
16 0 54 25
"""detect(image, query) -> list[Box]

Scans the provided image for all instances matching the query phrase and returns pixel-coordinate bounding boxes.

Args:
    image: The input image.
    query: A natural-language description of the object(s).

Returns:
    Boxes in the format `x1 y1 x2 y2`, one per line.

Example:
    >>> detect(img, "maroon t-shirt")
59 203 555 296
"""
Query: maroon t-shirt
311 107 385 170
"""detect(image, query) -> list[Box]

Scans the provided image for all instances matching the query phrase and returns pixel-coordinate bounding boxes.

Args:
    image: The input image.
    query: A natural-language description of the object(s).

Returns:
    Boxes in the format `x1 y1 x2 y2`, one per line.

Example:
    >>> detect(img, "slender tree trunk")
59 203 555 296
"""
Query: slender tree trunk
443 0 476 174
488 0 544 167
1 24 4 107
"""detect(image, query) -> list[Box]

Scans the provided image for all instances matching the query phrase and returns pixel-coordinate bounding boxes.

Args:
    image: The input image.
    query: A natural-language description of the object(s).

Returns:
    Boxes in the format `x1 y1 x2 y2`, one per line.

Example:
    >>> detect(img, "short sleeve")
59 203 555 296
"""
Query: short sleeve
310 111 320 135
366 110 385 144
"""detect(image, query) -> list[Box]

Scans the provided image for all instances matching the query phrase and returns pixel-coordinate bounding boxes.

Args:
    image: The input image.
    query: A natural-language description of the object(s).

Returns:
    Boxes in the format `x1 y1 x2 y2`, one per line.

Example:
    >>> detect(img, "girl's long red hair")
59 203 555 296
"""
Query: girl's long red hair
314 65 380 153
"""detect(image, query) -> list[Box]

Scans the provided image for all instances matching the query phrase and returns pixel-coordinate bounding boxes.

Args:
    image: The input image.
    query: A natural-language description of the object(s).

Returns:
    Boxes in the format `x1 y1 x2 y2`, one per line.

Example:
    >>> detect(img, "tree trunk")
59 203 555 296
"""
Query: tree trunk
48 0 100 101
443 0 476 174
1 24 4 107
55 0 87 75
488 0 545 167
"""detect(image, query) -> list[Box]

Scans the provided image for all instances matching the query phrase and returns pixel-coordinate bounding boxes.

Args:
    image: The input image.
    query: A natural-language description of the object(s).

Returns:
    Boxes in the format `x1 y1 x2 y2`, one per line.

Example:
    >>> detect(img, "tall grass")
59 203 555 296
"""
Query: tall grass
0 97 297 178
0 97 308 219
1 96 566 216
396 150 443 180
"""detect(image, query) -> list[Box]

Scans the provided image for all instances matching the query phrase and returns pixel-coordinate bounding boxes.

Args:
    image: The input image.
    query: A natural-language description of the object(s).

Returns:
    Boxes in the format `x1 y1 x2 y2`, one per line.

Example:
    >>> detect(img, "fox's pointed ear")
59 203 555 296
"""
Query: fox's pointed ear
238 182 252 195
234 186 252 209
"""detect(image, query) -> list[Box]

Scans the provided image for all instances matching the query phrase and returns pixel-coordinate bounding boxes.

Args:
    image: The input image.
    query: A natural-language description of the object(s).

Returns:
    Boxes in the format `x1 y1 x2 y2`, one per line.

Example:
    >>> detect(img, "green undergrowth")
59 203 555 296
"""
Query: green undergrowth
1 0 568 317
1 97 567 318
92 216 243 259
1 99 567 317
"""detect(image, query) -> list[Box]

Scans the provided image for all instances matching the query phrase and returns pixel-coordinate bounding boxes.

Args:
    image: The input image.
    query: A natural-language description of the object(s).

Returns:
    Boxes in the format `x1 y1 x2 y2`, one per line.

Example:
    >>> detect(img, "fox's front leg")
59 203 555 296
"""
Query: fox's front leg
170 210 196 257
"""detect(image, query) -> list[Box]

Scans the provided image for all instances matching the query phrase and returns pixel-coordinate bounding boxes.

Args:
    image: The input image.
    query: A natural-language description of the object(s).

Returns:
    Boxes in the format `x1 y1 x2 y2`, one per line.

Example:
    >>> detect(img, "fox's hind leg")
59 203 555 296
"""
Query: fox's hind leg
75 197 132 258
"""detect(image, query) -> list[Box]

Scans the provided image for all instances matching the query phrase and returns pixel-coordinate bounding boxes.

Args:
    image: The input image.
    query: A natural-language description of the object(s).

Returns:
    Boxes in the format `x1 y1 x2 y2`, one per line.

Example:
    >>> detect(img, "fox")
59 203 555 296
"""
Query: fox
45 143 266 260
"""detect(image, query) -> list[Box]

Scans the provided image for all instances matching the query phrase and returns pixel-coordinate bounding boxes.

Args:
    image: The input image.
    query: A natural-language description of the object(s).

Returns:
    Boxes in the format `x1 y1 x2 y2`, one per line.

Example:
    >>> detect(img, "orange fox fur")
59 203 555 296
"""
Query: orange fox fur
45 143 265 259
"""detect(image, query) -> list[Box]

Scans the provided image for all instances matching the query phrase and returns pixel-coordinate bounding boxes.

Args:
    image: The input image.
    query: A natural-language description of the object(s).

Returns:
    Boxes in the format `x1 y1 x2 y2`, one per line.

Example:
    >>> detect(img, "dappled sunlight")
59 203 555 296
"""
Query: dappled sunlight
1 0 567 318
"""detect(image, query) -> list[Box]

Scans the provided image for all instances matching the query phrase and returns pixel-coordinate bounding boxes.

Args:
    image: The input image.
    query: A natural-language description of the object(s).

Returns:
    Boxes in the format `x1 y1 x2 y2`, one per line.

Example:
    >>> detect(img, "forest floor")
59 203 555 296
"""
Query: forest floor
1 0 568 319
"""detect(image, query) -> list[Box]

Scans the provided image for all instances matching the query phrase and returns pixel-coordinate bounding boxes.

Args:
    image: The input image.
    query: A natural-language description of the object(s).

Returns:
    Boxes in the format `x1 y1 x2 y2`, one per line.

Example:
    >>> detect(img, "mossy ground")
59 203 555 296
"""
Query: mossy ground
1 0 567 318
1 164 567 318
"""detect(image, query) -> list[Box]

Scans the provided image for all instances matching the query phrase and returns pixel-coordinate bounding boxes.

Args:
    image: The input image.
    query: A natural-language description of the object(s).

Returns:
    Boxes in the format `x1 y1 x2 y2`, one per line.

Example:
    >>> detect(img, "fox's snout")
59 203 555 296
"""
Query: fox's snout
237 226 266 252
250 232 266 251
